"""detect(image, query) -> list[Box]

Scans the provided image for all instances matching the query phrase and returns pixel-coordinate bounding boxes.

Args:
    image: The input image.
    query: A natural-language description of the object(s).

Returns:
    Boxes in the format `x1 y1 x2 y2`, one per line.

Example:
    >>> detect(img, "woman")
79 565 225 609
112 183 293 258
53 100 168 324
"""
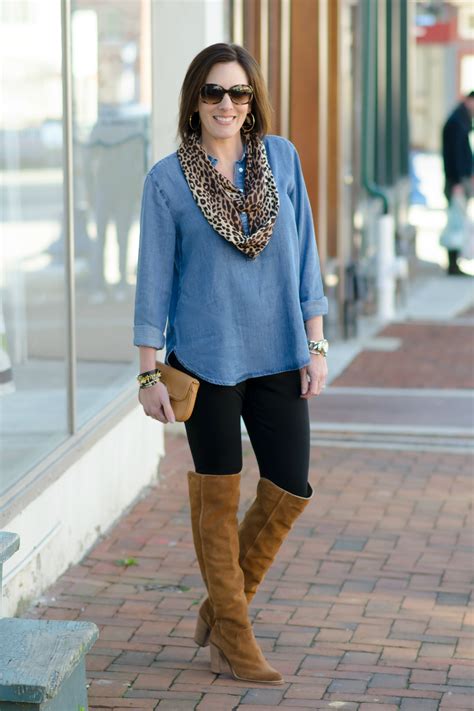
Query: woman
134 43 328 685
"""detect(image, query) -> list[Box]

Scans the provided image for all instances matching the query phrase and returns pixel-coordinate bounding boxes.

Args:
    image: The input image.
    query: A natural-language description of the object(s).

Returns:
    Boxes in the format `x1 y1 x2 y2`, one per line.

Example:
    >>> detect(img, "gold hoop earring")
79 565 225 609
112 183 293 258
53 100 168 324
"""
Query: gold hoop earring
242 112 255 134
189 112 201 131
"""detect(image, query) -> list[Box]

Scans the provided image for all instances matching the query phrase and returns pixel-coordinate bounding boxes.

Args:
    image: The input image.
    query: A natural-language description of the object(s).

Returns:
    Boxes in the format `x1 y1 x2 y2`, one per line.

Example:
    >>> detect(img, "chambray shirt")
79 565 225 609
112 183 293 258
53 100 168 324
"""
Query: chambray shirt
133 134 328 385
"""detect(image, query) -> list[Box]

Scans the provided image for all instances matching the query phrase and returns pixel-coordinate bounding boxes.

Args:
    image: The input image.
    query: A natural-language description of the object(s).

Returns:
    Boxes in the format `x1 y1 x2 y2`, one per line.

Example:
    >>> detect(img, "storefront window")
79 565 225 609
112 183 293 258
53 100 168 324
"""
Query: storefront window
0 0 152 499
72 0 151 427
0 0 68 496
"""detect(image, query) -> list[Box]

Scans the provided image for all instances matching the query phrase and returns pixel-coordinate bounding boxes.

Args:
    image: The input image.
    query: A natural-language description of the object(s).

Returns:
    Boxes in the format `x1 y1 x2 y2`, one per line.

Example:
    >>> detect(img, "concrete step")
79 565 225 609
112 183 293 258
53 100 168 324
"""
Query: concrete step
0 532 20 617
0 532 20 567
0 618 98 710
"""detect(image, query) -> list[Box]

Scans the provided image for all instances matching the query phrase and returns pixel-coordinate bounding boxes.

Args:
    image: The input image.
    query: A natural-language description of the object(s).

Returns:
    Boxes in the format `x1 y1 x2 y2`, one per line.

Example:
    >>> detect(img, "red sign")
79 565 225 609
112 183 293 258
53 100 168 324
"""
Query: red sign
416 17 458 44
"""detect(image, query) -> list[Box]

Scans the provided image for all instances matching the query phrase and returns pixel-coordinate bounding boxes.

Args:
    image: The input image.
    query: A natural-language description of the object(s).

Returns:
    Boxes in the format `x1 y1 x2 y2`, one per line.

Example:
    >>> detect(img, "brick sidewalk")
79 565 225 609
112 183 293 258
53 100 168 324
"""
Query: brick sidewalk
25 430 473 710
332 322 474 390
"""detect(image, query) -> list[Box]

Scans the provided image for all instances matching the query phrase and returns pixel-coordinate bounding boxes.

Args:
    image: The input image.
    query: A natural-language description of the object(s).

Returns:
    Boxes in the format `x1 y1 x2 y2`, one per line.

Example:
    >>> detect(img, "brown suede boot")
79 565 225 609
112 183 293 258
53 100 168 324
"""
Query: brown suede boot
194 477 313 647
187 470 283 684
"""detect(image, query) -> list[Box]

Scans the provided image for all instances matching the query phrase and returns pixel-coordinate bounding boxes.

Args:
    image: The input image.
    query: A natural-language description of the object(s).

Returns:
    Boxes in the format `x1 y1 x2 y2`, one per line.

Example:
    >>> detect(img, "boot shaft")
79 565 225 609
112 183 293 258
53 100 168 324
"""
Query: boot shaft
187 471 248 626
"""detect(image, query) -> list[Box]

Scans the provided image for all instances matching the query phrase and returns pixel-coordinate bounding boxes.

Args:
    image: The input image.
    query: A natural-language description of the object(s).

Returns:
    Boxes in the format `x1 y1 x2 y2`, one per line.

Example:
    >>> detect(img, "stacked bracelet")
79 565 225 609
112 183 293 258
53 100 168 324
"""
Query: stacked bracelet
137 368 162 389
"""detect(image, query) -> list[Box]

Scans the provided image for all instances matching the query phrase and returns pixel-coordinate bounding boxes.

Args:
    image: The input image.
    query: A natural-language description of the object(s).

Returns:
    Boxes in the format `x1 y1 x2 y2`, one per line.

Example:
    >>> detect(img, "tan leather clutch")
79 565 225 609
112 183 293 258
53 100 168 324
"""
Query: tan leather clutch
156 360 200 422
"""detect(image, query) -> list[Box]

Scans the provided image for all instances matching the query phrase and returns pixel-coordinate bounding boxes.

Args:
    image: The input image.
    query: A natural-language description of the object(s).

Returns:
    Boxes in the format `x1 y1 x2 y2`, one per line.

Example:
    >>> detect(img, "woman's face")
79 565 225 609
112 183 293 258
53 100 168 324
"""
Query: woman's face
197 61 252 145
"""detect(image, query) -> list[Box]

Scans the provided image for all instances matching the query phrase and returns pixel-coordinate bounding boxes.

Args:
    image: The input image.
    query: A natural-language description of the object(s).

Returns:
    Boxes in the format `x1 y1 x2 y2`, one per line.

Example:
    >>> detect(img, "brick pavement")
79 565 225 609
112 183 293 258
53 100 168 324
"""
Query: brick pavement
24 434 473 709
332 322 474 390
23 316 473 710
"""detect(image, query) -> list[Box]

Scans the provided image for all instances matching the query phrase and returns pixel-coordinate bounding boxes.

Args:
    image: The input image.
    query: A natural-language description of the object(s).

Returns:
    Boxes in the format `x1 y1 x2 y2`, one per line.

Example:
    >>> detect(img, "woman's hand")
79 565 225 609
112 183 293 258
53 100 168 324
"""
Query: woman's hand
138 382 176 423
300 354 328 398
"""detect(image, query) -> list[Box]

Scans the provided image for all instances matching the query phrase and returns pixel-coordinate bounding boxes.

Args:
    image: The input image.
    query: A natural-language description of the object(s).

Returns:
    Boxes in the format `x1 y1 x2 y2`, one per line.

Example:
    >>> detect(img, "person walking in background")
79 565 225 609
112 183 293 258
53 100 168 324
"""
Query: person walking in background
133 43 328 684
441 91 474 275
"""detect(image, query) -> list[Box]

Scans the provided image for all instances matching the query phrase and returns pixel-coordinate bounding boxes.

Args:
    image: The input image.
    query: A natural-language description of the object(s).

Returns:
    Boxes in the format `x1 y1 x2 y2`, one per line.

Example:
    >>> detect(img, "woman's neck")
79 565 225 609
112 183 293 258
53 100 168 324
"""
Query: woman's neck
199 132 244 165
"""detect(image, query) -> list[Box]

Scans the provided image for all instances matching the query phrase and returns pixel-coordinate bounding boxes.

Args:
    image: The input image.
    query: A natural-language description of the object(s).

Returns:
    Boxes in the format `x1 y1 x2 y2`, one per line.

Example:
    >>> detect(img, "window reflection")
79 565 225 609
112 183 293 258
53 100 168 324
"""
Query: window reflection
0 0 68 495
72 0 151 428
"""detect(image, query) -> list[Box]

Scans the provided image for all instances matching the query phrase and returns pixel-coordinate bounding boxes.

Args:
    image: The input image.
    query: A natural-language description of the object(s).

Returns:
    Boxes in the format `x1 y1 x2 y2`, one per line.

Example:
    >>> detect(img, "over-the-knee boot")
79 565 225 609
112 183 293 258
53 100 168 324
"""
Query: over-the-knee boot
194 477 313 647
187 471 283 684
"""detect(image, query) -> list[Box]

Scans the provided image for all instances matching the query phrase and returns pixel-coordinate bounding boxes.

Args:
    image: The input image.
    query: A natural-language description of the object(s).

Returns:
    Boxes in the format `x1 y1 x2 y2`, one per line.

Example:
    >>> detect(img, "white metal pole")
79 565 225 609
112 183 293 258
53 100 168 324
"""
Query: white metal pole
377 214 396 321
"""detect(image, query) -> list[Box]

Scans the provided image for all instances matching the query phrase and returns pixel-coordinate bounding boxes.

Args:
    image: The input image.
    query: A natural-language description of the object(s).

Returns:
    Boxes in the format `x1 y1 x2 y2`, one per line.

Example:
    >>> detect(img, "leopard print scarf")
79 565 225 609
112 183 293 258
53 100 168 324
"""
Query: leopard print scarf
177 131 279 259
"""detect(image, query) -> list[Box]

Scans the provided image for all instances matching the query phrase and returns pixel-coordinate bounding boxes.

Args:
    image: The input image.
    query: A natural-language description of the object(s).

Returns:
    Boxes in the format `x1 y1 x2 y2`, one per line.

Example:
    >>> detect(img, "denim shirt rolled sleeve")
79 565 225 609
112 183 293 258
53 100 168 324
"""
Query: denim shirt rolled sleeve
133 173 176 349
289 143 328 321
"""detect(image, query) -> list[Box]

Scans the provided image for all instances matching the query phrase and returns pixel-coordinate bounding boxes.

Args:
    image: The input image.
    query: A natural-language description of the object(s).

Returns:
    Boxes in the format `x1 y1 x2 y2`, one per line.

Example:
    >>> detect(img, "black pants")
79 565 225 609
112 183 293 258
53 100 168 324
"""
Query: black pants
168 350 310 497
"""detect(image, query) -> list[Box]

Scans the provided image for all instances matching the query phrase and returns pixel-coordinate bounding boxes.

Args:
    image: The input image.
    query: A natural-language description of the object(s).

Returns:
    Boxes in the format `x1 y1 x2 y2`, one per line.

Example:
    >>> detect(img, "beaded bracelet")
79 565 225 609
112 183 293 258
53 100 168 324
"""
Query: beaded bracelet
139 378 161 389
137 368 160 379
137 368 162 388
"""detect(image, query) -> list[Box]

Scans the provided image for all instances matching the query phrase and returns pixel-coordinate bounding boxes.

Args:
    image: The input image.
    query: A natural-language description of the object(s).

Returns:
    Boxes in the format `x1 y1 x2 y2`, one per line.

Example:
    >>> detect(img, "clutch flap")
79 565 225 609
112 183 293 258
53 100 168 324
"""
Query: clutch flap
156 361 199 403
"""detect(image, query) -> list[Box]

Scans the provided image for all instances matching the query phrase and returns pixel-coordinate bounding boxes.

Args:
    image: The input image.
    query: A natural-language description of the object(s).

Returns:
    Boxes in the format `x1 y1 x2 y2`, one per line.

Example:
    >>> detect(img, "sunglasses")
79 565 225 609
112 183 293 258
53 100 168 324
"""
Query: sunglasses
199 83 254 105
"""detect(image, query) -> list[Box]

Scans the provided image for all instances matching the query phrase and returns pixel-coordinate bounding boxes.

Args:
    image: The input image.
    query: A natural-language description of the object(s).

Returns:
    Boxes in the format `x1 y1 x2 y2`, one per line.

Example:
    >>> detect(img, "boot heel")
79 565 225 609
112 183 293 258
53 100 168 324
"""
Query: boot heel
194 613 211 647
210 643 232 674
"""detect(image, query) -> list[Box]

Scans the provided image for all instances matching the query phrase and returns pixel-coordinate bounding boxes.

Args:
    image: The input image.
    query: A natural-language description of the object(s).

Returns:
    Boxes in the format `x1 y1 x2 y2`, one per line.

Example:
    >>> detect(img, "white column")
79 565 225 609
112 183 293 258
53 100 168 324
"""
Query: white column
151 0 230 161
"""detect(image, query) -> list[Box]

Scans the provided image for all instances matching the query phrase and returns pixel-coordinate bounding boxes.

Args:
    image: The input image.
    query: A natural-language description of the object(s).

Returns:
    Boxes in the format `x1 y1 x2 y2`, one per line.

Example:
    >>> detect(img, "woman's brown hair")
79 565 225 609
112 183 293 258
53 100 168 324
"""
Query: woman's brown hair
177 43 273 143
